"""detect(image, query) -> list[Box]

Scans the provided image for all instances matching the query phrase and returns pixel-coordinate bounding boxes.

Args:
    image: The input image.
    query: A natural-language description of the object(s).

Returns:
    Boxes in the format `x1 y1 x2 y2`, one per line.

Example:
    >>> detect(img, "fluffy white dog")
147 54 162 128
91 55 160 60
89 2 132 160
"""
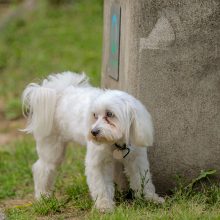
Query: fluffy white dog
22 71 164 211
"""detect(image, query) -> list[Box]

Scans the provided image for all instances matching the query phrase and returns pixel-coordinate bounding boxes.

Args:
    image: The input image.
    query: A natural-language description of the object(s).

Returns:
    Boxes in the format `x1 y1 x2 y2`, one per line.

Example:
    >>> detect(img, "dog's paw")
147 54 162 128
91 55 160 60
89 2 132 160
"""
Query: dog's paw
35 191 52 200
95 199 115 213
145 192 165 204
154 196 165 204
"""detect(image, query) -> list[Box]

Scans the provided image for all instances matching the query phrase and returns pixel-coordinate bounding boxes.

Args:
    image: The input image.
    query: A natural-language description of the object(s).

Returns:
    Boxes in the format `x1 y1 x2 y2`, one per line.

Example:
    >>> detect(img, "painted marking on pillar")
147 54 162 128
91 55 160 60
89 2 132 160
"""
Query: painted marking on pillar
108 3 121 81
139 14 176 51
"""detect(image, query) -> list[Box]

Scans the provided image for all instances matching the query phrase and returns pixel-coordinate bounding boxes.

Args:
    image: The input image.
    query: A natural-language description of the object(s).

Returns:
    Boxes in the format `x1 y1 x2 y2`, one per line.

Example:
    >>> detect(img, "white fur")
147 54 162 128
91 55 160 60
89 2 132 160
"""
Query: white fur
22 71 164 211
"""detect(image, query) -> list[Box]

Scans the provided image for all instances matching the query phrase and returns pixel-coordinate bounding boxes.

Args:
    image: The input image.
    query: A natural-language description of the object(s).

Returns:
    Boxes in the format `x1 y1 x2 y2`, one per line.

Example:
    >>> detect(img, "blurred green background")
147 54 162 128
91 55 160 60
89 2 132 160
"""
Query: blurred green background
0 0 102 120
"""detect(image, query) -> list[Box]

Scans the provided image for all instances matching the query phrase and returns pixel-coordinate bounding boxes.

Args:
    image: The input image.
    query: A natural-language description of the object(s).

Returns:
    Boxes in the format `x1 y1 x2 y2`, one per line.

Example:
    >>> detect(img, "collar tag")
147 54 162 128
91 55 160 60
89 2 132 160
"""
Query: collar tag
113 149 124 160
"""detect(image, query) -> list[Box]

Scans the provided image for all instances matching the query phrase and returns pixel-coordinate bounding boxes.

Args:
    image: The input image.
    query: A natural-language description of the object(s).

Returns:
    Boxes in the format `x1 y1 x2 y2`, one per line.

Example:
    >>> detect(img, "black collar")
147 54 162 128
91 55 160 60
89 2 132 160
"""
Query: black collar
114 143 130 158
114 143 127 150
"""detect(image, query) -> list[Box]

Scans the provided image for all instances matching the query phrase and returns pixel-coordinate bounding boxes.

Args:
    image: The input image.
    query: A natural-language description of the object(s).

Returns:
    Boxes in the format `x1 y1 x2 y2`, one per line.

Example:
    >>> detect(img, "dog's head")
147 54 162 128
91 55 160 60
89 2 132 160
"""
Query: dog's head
87 90 153 147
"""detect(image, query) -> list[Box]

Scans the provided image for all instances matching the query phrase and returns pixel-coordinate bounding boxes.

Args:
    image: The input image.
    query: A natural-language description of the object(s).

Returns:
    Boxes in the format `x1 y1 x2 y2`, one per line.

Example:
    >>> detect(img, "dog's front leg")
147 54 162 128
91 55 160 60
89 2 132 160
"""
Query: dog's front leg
85 142 115 212
123 147 164 203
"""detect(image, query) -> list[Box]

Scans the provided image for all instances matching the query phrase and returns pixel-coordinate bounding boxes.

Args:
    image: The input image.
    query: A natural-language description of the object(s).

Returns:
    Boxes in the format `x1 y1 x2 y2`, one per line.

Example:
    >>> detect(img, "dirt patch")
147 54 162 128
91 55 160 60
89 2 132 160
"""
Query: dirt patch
0 3 10 20
0 211 6 220
0 0 37 31
0 198 33 210
0 99 25 146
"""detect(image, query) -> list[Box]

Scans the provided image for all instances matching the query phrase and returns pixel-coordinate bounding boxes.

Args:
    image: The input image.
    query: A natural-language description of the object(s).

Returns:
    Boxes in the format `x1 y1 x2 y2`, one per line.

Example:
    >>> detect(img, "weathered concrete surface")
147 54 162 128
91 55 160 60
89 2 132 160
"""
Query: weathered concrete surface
102 0 220 193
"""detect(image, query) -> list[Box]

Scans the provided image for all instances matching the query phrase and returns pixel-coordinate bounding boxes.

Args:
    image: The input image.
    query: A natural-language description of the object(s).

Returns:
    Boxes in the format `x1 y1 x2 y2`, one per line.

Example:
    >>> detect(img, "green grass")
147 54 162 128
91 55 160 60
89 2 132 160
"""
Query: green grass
0 1 220 219
0 141 220 219
1 139 220 219
0 139 35 199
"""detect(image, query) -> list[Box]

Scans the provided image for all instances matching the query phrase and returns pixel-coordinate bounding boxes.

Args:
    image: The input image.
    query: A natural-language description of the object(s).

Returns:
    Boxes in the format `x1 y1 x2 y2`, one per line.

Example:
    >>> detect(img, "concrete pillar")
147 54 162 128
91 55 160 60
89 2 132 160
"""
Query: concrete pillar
102 0 220 193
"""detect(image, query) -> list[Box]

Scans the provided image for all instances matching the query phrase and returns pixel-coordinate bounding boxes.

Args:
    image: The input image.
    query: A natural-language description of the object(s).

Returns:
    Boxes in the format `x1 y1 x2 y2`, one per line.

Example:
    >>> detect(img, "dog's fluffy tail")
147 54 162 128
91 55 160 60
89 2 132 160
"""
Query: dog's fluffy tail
22 71 90 138
22 85 57 138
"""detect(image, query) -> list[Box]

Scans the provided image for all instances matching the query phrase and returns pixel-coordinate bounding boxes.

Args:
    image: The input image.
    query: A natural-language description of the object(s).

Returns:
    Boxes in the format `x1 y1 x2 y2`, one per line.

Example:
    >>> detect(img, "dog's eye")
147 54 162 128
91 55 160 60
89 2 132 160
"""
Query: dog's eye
106 111 114 118
93 113 98 119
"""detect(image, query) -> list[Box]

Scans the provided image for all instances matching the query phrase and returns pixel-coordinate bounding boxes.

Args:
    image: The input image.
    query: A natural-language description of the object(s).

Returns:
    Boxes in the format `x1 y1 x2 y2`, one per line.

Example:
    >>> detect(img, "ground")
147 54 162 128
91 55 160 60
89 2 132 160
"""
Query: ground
0 1 220 219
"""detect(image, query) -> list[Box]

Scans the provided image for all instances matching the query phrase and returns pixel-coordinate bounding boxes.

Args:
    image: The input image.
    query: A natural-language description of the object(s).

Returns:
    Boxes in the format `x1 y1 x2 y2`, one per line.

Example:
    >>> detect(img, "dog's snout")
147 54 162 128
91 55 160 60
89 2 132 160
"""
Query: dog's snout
91 129 100 137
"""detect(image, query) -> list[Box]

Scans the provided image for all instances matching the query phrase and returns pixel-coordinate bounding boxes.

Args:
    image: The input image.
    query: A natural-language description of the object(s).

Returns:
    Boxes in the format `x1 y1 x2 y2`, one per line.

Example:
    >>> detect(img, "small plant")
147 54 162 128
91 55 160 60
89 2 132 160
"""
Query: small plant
171 169 218 204
185 169 217 190
32 195 65 216
66 181 92 210
140 169 149 199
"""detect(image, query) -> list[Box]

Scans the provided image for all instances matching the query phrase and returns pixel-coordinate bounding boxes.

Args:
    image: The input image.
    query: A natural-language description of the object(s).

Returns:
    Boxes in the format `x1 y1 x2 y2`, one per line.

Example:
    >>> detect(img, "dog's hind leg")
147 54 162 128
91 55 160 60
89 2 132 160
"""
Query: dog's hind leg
32 135 66 199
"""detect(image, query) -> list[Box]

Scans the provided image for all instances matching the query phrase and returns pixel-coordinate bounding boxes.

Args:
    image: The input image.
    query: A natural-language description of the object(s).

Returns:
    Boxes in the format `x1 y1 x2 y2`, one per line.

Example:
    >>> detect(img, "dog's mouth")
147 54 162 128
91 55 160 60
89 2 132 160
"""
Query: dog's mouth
87 132 115 144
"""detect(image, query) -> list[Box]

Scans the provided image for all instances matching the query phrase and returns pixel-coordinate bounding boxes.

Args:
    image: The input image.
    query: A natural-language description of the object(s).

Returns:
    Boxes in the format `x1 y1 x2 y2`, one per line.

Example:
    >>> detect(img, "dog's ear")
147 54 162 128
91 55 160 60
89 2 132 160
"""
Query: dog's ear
128 100 154 147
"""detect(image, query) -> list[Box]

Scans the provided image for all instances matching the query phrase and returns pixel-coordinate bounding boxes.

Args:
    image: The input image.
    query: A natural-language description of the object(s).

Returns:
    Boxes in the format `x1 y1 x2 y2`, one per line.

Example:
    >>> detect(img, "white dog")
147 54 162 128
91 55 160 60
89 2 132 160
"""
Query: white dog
22 71 164 211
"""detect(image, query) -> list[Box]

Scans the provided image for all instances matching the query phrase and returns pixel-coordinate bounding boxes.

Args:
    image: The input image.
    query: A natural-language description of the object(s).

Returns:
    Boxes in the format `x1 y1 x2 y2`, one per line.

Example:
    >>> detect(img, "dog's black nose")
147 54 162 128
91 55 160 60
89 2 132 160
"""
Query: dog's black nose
91 129 100 137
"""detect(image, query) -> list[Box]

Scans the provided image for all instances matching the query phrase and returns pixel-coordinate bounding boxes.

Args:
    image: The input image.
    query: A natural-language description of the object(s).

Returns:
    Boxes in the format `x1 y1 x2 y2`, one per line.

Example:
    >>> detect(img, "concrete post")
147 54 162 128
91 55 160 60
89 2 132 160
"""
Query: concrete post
101 0 220 193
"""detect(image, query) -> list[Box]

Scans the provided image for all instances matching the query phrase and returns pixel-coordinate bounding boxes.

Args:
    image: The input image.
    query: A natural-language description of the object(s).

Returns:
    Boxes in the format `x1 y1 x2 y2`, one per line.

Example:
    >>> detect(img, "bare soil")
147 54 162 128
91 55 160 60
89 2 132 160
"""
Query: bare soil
0 99 25 146
0 4 10 20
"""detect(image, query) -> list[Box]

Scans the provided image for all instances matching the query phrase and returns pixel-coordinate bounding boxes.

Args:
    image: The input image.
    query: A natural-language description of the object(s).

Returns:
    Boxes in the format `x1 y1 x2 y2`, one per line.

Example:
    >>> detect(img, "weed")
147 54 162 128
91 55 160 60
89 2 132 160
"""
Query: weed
32 195 65 216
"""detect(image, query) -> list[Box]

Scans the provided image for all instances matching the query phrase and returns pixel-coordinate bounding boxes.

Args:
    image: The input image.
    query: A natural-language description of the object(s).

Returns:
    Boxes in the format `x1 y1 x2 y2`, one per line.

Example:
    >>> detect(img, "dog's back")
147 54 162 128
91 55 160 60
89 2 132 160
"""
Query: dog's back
22 71 90 139
41 71 90 91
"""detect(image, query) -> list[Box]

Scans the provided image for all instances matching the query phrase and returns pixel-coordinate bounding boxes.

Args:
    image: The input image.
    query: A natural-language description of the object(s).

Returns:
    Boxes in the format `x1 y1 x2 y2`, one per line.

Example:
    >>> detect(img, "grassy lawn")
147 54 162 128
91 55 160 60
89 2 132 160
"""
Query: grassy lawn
0 1 220 219
1 139 220 219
